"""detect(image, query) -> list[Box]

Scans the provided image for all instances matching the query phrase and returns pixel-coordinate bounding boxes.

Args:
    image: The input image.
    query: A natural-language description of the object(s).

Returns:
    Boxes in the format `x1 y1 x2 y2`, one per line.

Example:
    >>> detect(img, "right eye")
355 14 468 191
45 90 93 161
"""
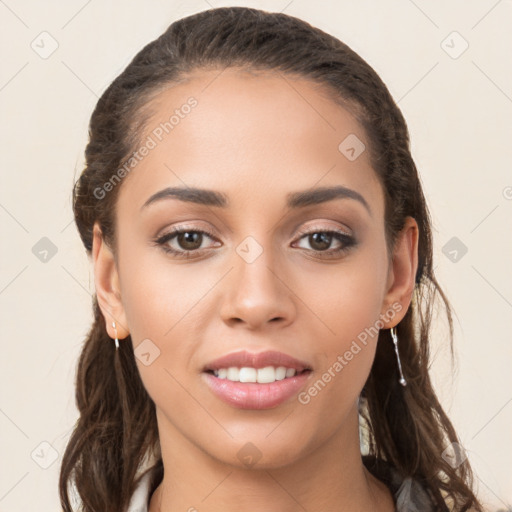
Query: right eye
154 226 221 258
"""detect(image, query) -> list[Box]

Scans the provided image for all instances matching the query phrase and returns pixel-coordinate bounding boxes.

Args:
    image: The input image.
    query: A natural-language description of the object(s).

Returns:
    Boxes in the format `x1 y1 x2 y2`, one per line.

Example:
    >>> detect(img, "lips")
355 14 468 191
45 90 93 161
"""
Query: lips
202 350 313 409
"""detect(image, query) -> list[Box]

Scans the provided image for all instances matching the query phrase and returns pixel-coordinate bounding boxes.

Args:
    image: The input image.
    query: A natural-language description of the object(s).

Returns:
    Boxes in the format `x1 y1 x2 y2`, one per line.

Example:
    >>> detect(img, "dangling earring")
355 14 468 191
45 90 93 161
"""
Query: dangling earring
390 326 407 386
112 321 119 350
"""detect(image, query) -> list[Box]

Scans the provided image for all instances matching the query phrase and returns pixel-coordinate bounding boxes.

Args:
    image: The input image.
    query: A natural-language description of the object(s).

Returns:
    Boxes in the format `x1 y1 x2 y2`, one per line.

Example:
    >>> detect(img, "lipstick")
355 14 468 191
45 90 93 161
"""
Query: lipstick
202 350 312 409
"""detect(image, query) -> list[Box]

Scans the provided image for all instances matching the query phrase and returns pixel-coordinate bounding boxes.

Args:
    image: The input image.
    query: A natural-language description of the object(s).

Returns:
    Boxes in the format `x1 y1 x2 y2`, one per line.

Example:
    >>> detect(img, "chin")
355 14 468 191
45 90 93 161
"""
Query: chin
201 428 317 471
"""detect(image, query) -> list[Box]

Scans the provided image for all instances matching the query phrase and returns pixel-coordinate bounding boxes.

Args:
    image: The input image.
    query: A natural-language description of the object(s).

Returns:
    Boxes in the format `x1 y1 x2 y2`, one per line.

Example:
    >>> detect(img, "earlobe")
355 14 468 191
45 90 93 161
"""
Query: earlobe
381 216 419 327
92 222 130 339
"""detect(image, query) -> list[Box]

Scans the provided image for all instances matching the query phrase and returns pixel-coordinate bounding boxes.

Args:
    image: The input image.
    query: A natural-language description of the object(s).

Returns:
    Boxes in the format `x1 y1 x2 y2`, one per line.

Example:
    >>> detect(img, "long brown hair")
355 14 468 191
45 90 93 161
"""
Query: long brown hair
60 7 483 511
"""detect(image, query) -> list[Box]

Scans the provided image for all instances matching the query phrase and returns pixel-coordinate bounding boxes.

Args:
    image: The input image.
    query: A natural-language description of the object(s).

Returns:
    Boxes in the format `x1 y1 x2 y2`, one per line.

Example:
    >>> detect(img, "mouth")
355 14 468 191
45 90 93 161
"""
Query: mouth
202 350 313 409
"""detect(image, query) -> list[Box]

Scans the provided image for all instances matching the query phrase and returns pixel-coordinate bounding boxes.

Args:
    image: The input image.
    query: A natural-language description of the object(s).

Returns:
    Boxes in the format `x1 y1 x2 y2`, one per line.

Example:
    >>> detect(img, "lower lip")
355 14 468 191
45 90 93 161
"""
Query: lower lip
202 371 311 409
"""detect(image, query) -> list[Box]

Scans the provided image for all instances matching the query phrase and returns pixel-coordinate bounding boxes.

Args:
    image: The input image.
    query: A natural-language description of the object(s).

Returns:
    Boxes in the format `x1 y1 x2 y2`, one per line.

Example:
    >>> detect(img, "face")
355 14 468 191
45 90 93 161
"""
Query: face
94 67 417 470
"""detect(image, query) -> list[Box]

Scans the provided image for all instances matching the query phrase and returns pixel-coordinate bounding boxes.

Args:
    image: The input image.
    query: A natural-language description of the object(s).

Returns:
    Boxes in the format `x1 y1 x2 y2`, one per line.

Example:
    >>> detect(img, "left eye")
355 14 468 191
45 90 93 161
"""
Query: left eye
294 230 355 253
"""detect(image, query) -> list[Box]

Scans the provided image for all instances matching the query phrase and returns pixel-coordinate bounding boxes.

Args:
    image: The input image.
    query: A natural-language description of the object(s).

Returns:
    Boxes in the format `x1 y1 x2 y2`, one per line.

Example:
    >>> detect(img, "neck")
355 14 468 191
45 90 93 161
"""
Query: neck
149 407 395 512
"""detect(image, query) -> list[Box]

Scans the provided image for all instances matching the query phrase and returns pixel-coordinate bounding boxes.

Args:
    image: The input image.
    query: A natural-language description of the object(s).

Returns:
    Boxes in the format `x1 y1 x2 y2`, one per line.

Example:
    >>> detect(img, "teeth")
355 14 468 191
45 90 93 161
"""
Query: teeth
239 367 257 382
285 368 295 378
257 366 277 383
227 367 239 381
212 366 298 383
275 366 287 380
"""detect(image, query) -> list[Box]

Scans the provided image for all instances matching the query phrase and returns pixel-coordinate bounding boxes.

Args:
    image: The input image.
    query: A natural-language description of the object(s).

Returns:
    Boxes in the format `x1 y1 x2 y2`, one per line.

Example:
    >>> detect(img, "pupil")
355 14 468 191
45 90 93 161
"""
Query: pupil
310 232 331 251
179 232 202 250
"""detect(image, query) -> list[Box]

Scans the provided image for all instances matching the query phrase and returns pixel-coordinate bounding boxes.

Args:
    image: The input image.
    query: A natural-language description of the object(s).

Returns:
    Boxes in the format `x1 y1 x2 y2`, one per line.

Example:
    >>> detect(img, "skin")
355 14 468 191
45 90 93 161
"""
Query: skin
92 68 418 512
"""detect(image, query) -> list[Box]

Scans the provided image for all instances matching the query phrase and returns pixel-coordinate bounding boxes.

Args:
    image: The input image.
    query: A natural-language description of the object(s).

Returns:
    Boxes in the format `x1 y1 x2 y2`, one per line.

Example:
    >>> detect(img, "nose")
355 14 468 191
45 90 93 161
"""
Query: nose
219 245 296 330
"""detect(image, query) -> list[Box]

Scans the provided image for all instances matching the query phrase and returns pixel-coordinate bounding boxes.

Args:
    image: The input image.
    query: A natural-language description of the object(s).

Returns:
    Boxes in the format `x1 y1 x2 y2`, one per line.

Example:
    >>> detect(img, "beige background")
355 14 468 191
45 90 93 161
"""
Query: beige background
0 0 511 510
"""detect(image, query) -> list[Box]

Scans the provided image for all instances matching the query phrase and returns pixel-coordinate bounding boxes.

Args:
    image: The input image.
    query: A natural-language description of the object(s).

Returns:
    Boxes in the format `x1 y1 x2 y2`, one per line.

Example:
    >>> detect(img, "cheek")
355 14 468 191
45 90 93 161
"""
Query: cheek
294 241 388 402
116 244 206 391
118 240 208 341
118 259 204 419
302 240 388 345
293 286 381 438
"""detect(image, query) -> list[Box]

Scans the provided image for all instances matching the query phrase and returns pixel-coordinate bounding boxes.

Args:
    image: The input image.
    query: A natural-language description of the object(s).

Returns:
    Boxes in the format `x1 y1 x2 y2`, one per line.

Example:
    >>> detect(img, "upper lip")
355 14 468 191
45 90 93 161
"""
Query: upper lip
203 350 312 372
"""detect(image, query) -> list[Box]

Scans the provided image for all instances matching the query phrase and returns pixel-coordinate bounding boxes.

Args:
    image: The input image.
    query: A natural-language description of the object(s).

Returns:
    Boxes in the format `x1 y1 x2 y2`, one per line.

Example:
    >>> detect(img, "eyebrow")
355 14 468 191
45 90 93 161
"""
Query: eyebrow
140 185 371 215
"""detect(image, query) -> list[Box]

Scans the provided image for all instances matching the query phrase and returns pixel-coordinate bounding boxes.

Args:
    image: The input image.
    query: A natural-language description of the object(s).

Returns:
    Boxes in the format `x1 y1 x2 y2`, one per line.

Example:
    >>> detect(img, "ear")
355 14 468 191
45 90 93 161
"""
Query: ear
380 216 419 327
92 222 130 340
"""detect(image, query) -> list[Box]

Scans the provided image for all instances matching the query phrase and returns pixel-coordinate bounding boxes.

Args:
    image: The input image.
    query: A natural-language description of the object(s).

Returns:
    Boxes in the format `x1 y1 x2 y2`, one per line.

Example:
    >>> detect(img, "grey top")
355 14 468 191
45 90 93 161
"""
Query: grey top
126 456 441 512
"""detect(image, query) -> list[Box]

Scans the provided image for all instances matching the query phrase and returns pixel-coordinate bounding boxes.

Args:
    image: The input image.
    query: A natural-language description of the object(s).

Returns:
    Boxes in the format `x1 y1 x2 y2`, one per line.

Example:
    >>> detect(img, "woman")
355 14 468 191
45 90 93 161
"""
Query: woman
59 7 483 512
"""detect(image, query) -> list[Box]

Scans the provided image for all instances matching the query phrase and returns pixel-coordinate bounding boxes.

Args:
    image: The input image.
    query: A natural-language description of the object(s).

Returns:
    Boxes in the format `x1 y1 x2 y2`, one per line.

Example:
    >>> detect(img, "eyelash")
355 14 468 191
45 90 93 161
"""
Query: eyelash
153 225 356 260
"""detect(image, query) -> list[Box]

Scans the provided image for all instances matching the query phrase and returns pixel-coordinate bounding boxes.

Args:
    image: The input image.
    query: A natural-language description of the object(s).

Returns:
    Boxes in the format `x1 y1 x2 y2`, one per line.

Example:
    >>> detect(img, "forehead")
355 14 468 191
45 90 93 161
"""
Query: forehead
117 67 383 216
